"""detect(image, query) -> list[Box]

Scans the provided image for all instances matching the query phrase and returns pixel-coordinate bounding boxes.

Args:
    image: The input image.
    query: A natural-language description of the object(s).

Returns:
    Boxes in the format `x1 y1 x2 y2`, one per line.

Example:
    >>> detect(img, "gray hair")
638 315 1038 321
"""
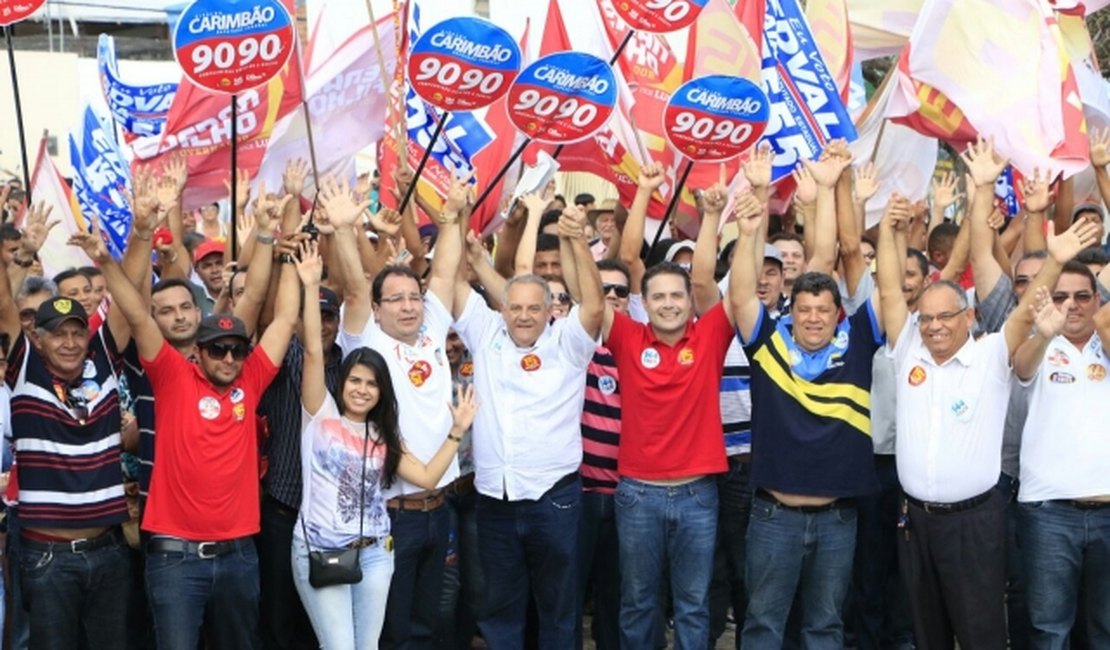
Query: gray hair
502 274 552 309
16 276 56 303
920 279 969 309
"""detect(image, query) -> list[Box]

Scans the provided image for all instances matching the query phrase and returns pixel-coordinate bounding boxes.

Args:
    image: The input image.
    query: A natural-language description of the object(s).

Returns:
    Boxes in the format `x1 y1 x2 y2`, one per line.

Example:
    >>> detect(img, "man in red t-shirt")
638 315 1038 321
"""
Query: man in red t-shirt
96 214 302 650
597 162 765 649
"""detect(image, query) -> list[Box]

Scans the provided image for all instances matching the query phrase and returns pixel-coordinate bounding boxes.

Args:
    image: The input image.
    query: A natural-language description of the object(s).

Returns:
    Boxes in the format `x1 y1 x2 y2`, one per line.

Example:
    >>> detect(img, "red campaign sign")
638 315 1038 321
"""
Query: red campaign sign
663 75 769 162
0 0 44 26
611 0 708 33
173 0 295 95
407 17 522 112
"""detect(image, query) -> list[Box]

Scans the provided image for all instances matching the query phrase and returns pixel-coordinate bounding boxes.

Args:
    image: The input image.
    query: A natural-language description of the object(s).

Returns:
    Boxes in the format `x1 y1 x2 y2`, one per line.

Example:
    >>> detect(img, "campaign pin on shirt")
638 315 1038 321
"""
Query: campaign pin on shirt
640 348 661 369
173 0 295 94
950 398 971 422
409 360 432 387
506 51 617 144
663 75 769 163
1048 349 1070 366
460 361 474 378
598 375 617 395
1050 371 1076 384
408 16 521 112
83 359 97 379
233 403 246 421
520 354 542 372
1088 364 1106 382
198 396 221 420
907 365 927 386
677 348 695 366
230 388 245 404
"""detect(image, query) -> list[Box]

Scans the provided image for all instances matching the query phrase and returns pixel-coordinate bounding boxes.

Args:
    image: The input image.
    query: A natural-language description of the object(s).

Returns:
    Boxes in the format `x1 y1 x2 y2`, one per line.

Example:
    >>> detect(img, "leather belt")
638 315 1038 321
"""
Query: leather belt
21 529 120 554
756 488 851 513
387 490 446 512
1060 499 1110 510
449 473 476 498
146 536 250 559
906 488 993 515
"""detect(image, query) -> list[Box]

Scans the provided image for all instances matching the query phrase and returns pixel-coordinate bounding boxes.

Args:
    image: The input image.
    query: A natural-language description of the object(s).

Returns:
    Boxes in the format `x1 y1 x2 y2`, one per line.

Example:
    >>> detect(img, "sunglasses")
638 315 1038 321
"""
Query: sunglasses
553 293 572 305
19 308 34 322
203 341 251 360
1051 291 1094 306
602 283 630 298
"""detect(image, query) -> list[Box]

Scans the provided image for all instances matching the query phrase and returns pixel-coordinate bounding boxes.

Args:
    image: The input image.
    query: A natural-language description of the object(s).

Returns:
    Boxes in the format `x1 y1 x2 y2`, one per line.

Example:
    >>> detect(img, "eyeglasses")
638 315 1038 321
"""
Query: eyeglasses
19 308 34 323
602 283 630 298
917 308 967 326
1052 291 1094 305
378 293 423 305
553 293 572 305
202 341 251 360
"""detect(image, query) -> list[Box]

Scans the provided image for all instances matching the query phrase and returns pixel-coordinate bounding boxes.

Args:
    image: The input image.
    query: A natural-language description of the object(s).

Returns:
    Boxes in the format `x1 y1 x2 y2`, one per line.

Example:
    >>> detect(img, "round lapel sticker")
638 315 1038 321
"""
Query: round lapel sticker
408 360 432 387
641 348 661 369
677 348 695 365
908 366 927 386
598 375 617 395
521 354 542 372
198 396 221 420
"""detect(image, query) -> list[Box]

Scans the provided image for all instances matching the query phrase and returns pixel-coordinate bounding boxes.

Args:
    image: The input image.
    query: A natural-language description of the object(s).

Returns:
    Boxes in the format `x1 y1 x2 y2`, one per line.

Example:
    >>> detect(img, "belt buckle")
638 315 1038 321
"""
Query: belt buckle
197 541 219 559
70 538 91 553
923 502 945 515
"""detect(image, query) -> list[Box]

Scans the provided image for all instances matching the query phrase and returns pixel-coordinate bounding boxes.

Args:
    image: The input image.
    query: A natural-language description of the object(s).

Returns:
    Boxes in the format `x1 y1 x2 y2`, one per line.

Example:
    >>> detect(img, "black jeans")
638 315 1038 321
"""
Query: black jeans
381 504 450 650
710 456 754 649
257 495 317 650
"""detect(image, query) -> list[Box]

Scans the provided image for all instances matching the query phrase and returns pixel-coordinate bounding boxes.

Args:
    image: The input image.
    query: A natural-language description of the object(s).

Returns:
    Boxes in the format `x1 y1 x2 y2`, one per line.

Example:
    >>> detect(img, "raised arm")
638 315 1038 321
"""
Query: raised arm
397 384 475 490
392 166 430 278
802 141 853 275
729 189 767 341
235 184 290 336
620 164 665 294
427 175 470 313
9 202 59 298
928 172 961 244
493 200 527 278
156 154 193 279
1019 168 1052 254
465 230 506 307
319 176 373 334
1013 287 1064 381
1091 129 1110 226
559 207 604 339
296 240 327 415
1094 291 1110 355
792 165 818 256
961 137 1009 301
877 196 913 347
691 172 728 315
513 193 548 276
256 239 302 367
841 161 876 297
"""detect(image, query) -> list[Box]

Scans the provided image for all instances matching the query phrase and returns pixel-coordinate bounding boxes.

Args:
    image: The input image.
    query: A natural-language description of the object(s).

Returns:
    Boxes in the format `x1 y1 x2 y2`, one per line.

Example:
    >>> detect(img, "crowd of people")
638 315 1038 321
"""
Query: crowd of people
0 131 1107 650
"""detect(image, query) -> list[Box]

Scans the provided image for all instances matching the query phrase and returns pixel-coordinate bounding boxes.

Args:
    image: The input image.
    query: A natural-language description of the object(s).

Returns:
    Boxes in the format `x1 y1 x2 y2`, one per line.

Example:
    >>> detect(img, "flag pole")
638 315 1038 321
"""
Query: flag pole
650 158 693 249
398 111 447 213
366 0 407 164
229 94 239 261
4 26 31 203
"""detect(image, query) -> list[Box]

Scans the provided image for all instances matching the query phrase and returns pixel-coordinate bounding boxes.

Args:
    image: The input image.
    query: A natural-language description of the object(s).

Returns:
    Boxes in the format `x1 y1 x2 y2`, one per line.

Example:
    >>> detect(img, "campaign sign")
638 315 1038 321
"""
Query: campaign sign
0 0 44 26
173 0 295 94
664 75 769 162
611 0 707 33
507 52 617 144
408 16 521 111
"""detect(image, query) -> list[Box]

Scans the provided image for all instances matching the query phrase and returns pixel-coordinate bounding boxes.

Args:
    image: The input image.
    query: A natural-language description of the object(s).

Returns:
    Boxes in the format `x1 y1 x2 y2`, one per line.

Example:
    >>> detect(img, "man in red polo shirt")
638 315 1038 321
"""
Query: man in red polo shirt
94 220 303 650
597 164 765 649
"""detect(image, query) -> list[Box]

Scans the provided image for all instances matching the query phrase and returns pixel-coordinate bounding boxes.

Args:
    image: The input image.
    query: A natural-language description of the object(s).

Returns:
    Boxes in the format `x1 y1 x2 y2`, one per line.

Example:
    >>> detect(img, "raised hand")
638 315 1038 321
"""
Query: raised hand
368 207 403 237
448 383 478 432
882 194 913 231
252 182 294 233
163 152 188 195
392 166 415 191
294 239 323 286
638 162 666 192
803 139 853 187
318 175 371 229
155 175 180 214
1046 217 1101 265
791 163 818 205
742 142 774 190
1019 168 1053 214
464 230 487 268
959 136 1008 188
854 162 879 203
1091 127 1110 169
20 201 59 256
986 207 1006 231
282 158 310 197
67 215 111 263
931 171 962 211
222 168 251 211
701 174 728 216
733 189 765 236
521 192 548 218
558 206 587 239
443 172 473 216
1029 286 1066 339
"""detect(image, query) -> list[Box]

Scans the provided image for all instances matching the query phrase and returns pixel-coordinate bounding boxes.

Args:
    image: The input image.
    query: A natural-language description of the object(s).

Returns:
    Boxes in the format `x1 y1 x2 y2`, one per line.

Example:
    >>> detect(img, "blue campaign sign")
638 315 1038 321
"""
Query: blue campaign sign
70 106 132 261
506 52 617 144
408 16 521 111
759 0 857 181
98 35 177 137
173 0 295 94
663 75 770 162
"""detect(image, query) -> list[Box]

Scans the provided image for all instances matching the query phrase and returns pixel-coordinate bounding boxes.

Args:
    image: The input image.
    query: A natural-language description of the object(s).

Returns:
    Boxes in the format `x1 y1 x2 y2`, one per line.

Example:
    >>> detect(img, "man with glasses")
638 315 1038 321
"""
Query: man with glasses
876 138 1099 649
319 175 464 650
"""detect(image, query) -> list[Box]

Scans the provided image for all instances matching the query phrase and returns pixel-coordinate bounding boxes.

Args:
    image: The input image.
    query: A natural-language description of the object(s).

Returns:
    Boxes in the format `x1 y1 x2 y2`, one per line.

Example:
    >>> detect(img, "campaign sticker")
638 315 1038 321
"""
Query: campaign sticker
83 359 97 379
0 0 45 26
173 0 294 94
229 388 245 404
598 375 617 395
198 396 221 420
1050 371 1076 384
663 75 769 162
408 16 521 111
459 361 474 378
908 366 927 386
507 51 617 144
677 348 695 365
1087 364 1106 382
232 403 246 420
950 399 970 422
641 348 660 369
409 361 432 387
520 354 542 372
1047 349 1070 366
611 0 707 33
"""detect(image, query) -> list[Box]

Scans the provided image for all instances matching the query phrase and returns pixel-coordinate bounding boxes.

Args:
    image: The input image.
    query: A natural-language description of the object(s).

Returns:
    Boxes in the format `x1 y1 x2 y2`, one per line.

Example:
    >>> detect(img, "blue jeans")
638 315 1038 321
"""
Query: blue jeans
445 490 488 649
477 476 580 650
291 535 394 649
19 532 133 649
742 493 857 649
1020 500 1110 649
615 476 718 650
144 537 260 650
380 504 449 650
577 490 621 650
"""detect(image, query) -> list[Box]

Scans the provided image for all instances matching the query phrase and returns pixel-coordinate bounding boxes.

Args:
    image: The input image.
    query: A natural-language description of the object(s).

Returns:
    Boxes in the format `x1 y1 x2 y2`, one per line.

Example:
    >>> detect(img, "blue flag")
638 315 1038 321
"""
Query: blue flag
98 34 178 137
70 106 133 260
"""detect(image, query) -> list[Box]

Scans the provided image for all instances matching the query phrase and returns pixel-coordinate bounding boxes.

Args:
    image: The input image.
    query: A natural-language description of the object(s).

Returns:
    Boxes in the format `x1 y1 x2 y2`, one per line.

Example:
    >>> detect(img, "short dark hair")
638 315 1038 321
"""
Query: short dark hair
1060 259 1097 293
151 278 198 306
647 238 676 268
596 259 632 286
539 210 562 233
642 261 691 297
182 232 206 255
927 223 959 256
0 223 20 243
574 193 595 207
907 248 929 278
790 272 842 311
536 233 560 253
860 235 877 251
1076 246 1110 268
79 266 103 280
371 265 422 304
52 268 88 288
768 231 804 246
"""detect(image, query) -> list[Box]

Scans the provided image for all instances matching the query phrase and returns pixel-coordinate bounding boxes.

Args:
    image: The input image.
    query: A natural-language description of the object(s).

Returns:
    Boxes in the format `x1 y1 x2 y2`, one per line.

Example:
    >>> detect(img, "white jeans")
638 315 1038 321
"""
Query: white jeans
291 536 394 650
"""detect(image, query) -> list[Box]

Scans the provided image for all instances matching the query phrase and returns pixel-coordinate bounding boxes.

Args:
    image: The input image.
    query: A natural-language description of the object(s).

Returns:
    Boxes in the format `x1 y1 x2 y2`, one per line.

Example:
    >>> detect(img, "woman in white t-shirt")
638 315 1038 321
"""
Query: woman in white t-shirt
293 241 476 649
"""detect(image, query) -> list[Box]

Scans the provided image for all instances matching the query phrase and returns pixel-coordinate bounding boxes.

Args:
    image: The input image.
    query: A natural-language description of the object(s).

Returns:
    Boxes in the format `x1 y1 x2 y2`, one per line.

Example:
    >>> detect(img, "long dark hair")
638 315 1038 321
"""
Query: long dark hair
336 347 402 488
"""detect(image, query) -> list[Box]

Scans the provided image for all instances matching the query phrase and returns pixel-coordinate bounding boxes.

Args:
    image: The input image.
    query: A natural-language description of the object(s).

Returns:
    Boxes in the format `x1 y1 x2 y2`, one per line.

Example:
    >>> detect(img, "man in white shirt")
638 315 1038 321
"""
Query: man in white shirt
449 207 604 649
1013 260 1110 648
876 138 1099 650
320 175 464 650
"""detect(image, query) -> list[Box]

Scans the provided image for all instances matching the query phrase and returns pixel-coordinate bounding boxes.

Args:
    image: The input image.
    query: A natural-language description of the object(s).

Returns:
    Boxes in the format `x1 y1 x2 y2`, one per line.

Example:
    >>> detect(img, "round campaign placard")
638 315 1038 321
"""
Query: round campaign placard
0 0 45 26
173 0 295 94
663 75 769 162
507 52 617 144
408 16 521 111
612 0 708 33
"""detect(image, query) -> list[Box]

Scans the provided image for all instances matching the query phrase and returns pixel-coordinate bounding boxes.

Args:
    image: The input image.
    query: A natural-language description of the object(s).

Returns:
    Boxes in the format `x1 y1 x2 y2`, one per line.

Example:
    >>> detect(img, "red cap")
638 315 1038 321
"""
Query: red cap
193 239 225 264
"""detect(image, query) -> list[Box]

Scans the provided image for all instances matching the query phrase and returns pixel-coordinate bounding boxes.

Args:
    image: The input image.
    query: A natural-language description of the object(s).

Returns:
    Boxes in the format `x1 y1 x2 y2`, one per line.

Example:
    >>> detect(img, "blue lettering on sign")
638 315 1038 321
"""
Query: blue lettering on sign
411 16 521 73
70 106 132 260
758 0 856 181
98 35 177 136
173 0 291 48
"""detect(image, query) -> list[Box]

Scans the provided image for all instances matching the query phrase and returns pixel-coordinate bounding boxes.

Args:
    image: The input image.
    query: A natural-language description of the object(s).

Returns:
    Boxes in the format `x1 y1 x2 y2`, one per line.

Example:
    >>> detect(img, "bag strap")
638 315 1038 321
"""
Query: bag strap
299 416 373 553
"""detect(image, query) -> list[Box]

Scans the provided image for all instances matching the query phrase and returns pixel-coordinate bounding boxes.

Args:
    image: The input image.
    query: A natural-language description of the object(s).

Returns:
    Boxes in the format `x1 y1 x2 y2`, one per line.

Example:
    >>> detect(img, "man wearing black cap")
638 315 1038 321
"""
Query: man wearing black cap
94 226 304 650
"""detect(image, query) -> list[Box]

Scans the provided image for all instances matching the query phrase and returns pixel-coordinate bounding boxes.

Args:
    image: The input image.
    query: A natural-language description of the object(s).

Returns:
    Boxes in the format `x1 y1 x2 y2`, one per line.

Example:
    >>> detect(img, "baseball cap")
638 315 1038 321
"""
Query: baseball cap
195 313 250 345
35 297 89 332
318 287 340 315
664 240 696 262
193 240 225 264
1072 202 1105 223
763 244 784 265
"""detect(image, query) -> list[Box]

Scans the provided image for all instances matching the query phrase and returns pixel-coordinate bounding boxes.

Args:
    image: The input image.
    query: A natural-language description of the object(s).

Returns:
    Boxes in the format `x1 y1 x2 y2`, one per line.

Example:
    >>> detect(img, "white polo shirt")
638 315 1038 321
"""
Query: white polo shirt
454 291 597 501
1018 333 1110 502
339 292 458 498
891 318 1011 503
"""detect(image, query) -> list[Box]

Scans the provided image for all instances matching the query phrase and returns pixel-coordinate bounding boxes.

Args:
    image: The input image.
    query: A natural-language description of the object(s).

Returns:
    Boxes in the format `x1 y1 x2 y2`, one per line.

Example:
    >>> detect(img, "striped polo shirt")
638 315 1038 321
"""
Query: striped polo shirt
581 346 620 494
6 328 129 528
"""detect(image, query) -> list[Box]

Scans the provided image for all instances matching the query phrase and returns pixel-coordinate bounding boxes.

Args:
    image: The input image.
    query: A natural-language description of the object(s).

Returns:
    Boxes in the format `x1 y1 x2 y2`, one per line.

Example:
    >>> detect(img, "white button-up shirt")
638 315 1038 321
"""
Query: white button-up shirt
1019 333 1110 502
454 292 597 501
891 319 1010 502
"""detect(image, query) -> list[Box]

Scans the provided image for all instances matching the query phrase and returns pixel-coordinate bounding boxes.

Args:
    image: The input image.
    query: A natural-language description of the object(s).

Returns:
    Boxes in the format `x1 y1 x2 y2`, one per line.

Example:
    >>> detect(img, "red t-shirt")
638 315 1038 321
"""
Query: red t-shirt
140 341 279 540
605 303 733 480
